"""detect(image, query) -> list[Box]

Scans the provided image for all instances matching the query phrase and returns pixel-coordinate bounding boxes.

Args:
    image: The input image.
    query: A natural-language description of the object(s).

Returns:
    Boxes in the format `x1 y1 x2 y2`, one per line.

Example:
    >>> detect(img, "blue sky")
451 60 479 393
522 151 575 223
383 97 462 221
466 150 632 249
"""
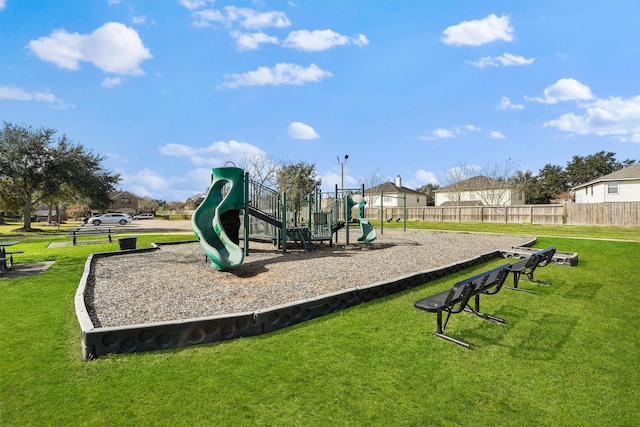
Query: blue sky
1 0 639 202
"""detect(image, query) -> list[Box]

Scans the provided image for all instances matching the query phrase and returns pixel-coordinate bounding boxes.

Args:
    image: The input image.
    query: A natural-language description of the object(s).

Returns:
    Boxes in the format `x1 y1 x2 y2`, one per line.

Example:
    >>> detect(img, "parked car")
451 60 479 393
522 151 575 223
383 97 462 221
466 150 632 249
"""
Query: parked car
86 213 131 226
133 213 155 220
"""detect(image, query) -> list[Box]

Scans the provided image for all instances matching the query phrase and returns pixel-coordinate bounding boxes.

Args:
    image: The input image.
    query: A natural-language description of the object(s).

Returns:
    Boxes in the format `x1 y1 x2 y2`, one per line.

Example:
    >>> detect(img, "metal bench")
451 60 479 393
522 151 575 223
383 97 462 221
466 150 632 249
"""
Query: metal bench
505 246 556 294
66 227 118 245
414 264 512 348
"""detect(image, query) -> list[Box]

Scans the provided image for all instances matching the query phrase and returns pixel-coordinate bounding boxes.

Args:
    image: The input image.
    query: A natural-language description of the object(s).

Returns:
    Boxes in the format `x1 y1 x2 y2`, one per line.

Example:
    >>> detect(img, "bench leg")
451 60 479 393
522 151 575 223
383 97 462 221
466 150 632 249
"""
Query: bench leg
435 311 443 334
464 295 506 324
73 237 78 245
505 271 537 294
525 271 551 285
433 310 470 348
435 332 470 348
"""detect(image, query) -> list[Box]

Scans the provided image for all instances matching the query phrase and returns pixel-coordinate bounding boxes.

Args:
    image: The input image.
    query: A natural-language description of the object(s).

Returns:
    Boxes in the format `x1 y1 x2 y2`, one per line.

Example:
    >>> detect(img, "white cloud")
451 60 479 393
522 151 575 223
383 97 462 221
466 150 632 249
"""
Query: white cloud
288 122 320 140
283 29 369 52
193 6 291 29
0 85 69 108
180 0 208 11
421 125 482 141
121 167 213 201
471 52 534 68
159 140 266 166
193 9 227 27
0 85 31 100
231 31 279 51
421 129 452 141
414 169 439 185
222 63 332 88
101 77 123 88
0 0 6 10
442 14 514 46
490 131 506 139
320 170 357 192
544 95 640 142
497 96 524 110
124 168 169 193
28 22 152 75
526 78 593 104
226 6 291 29
132 15 146 24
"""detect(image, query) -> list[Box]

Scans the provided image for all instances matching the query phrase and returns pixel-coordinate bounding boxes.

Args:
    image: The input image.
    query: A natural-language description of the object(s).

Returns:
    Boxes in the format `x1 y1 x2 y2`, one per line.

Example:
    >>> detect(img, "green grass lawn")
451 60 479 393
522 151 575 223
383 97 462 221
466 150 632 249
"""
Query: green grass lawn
1 222 639 426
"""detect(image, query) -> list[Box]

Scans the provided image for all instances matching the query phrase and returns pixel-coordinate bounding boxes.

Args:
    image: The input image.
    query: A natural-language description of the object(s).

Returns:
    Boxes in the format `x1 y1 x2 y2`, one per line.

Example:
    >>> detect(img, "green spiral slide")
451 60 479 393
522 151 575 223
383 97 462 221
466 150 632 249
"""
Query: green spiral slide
192 166 245 270
349 195 377 244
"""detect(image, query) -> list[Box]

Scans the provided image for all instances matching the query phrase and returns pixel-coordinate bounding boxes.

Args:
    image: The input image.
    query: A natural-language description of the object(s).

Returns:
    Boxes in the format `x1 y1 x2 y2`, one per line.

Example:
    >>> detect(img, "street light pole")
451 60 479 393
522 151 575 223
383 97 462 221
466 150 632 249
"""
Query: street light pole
337 154 349 190
337 154 349 245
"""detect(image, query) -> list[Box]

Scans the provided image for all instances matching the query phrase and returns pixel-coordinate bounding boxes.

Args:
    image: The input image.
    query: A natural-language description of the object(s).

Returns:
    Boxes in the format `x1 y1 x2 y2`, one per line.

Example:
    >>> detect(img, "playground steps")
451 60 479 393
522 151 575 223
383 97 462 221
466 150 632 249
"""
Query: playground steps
289 227 314 252
332 221 345 234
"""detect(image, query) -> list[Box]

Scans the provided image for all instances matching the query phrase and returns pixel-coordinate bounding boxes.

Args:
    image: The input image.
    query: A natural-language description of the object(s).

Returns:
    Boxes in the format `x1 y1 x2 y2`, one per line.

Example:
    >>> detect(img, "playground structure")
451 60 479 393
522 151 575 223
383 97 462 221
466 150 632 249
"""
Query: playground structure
192 166 376 270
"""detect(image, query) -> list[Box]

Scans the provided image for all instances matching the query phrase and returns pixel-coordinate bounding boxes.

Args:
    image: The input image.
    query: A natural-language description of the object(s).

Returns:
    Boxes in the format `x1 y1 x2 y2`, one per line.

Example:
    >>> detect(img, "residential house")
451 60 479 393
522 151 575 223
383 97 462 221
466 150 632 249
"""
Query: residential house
110 191 139 215
33 206 67 222
434 175 524 206
364 176 427 208
572 162 640 203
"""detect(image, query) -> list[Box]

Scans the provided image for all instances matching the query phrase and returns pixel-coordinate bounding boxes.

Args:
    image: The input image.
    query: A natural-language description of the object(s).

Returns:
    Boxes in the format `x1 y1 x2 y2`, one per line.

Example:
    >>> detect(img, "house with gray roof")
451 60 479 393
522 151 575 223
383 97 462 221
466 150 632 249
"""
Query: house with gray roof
572 162 640 203
364 176 427 208
434 175 524 206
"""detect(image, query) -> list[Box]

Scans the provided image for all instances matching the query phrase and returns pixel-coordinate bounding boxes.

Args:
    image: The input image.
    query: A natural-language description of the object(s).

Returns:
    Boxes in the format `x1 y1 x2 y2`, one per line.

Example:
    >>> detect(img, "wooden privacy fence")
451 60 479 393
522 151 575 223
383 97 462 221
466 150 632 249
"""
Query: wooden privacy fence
365 202 639 227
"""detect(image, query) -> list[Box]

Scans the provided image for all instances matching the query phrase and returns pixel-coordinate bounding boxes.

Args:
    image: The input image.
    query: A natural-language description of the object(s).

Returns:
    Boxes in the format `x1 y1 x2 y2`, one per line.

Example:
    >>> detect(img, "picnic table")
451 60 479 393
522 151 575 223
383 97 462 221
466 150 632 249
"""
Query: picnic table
66 226 118 245
0 241 20 273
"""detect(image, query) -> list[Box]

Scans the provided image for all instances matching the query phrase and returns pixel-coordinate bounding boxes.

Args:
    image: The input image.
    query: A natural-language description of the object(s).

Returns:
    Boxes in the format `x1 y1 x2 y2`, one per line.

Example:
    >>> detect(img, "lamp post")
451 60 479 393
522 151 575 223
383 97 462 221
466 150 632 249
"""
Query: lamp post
337 154 349 245
337 154 349 190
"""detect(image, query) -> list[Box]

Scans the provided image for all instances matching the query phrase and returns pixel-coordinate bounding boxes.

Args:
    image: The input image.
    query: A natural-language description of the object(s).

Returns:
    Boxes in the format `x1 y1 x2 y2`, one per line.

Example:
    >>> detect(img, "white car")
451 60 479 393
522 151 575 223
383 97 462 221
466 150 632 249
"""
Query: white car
86 213 131 226
133 213 155 220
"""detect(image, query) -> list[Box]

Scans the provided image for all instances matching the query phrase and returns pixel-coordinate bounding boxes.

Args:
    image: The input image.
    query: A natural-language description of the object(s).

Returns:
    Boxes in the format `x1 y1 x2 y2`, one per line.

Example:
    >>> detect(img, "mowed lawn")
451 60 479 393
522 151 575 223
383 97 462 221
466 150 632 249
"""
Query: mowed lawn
1 223 639 426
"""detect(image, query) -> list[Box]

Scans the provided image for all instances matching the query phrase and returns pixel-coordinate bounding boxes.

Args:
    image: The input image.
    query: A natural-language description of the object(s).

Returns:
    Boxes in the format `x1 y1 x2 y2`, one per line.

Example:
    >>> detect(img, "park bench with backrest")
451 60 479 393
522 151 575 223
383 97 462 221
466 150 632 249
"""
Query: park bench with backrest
66 226 118 245
414 264 512 348
505 246 556 294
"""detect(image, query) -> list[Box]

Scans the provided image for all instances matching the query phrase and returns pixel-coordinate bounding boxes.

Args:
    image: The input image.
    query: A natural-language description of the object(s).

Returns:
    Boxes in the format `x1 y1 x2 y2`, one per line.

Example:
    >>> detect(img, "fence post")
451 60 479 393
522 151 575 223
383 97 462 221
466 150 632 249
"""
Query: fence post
530 205 534 224
380 190 384 235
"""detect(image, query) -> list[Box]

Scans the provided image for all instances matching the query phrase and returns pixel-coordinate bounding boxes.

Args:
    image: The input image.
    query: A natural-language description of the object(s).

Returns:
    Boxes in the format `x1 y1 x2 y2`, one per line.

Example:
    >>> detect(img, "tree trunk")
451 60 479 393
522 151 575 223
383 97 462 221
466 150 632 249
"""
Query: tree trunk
23 199 33 230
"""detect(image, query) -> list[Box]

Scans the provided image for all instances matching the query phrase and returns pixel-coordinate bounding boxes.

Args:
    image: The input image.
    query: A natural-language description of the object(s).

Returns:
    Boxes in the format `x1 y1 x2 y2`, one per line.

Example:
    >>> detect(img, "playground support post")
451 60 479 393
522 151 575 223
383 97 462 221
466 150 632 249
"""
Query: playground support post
380 190 384 235
244 171 250 257
282 192 287 254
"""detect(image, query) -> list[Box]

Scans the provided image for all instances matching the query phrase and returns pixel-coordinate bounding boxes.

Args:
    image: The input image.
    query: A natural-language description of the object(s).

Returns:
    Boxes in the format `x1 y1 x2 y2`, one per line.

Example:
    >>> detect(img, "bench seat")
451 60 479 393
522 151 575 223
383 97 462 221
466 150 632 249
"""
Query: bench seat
414 264 512 348
506 246 556 294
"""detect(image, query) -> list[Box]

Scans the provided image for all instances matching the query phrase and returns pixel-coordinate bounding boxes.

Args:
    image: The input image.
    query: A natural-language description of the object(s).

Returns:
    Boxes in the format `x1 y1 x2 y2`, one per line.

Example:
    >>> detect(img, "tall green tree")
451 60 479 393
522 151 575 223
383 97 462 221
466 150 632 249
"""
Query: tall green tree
0 122 120 230
276 161 321 212
537 164 568 204
565 151 624 187
415 183 440 206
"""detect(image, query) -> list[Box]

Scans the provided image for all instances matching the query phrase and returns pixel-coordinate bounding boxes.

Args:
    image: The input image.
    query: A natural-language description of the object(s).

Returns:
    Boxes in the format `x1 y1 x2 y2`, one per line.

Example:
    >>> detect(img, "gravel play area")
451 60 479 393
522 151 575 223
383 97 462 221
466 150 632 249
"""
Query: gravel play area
86 229 533 328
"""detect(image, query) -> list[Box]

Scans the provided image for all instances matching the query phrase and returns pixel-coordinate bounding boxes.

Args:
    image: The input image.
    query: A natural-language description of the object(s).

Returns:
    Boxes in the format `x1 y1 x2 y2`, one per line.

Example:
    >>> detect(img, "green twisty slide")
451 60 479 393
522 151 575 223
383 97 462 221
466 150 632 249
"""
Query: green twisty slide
349 195 377 244
192 167 245 270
